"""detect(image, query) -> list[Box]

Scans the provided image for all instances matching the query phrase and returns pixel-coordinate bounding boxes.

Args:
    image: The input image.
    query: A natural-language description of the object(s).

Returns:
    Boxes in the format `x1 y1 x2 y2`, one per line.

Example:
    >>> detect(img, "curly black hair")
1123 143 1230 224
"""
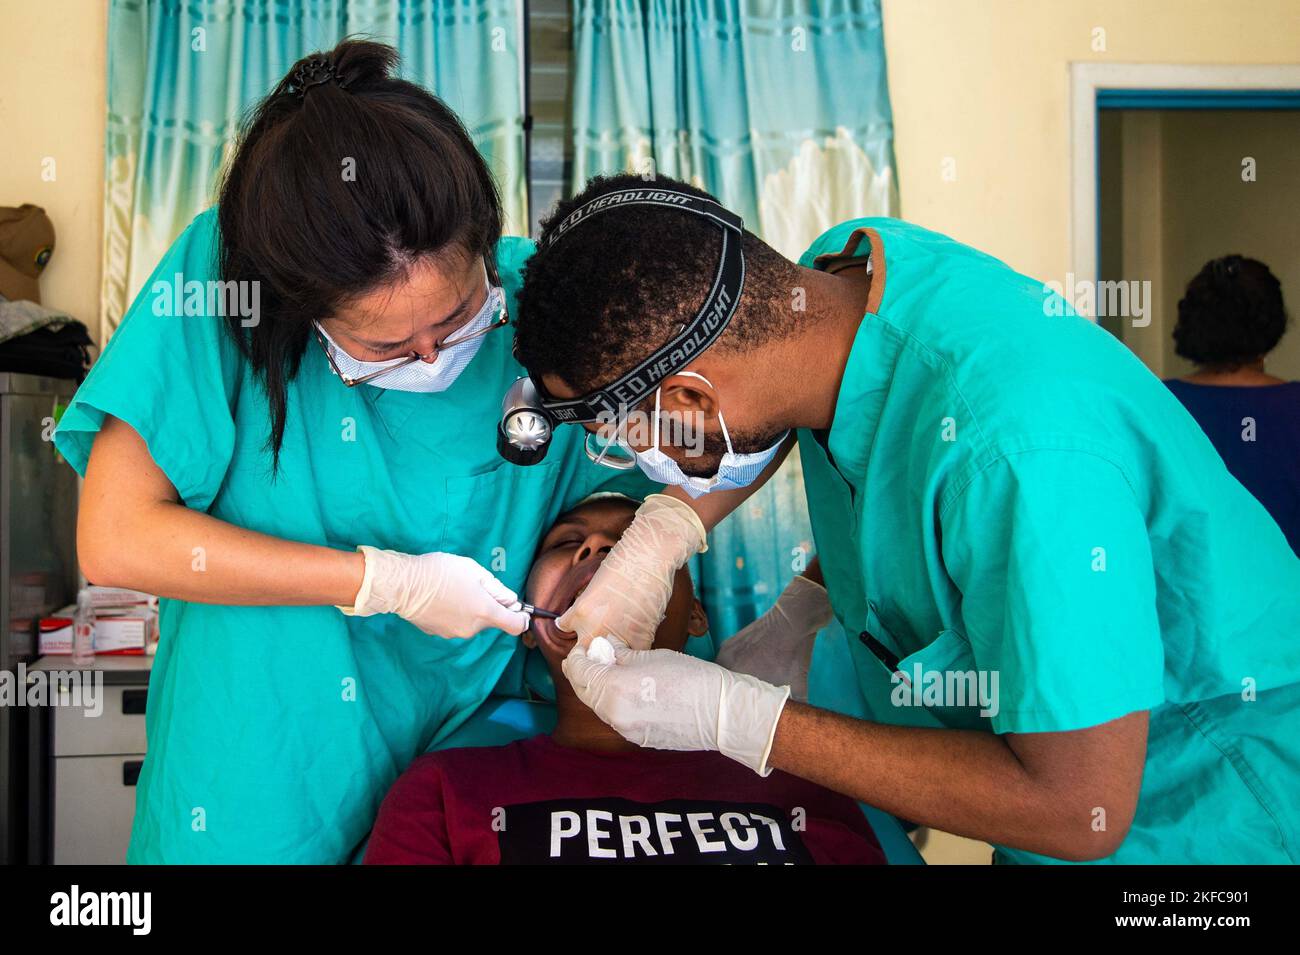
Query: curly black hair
515 174 800 395
1173 255 1288 368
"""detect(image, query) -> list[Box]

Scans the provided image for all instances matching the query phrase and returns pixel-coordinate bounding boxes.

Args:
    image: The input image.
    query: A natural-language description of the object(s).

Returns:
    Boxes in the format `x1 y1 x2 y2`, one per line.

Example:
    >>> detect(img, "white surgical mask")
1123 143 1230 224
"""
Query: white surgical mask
315 281 504 393
633 371 788 498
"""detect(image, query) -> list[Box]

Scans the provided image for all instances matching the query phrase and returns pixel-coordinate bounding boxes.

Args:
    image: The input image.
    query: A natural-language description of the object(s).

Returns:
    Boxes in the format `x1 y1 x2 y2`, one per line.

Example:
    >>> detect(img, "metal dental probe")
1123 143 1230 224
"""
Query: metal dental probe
518 602 561 620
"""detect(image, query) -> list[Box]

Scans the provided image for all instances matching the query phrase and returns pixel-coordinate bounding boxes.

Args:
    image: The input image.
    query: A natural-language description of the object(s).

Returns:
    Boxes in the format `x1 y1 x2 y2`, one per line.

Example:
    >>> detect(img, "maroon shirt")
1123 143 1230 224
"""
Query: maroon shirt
365 735 886 865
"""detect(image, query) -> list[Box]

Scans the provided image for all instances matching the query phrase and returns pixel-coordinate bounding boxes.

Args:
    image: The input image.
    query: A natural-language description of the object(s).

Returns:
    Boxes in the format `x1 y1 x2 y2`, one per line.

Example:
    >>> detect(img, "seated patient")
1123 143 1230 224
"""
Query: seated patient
365 495 885 865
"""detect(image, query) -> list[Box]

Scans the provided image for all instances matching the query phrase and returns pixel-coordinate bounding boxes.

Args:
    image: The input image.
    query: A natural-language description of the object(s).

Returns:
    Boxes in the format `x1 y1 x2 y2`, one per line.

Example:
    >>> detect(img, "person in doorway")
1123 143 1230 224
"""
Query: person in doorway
1165 255 1299 555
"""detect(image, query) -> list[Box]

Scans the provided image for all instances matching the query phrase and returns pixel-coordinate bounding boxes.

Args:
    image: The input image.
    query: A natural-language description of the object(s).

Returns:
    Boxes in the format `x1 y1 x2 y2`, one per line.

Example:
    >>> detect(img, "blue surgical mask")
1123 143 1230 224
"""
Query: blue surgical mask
634 371 788 498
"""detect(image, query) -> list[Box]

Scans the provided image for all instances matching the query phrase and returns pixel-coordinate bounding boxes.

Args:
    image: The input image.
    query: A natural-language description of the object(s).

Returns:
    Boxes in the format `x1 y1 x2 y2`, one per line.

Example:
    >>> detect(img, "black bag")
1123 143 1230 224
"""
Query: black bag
0 320 93 381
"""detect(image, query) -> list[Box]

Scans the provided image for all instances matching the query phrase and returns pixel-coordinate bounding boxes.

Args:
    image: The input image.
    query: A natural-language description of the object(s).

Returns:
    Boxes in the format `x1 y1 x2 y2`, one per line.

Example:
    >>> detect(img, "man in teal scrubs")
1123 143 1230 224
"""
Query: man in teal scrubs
512 174 1300 863
55 209 651 862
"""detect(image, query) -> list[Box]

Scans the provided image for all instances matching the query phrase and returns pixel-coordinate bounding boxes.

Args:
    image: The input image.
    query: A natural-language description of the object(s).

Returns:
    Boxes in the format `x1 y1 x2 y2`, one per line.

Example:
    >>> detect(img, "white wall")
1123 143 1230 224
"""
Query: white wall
880 0 1300 285
0 0 108 333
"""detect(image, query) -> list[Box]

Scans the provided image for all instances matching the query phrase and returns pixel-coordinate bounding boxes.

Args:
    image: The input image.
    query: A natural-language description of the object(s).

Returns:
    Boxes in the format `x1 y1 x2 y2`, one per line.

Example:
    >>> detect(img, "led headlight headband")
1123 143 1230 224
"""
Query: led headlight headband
498 187 745 464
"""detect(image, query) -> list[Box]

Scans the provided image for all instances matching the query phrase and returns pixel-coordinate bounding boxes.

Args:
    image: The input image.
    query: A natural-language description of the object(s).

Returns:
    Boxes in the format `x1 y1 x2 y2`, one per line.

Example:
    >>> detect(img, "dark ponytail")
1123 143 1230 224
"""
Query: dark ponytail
218 38 503 466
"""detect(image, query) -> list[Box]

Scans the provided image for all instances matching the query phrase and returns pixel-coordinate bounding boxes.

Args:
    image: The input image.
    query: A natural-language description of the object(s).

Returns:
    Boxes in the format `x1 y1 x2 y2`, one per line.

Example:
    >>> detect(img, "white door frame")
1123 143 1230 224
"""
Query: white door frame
1069 63 1300 285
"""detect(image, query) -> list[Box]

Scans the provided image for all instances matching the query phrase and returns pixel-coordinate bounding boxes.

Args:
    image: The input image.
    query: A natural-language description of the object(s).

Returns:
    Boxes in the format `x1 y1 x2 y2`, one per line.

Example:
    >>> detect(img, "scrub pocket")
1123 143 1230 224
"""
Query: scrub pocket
859 604 990 732
440 459 561 586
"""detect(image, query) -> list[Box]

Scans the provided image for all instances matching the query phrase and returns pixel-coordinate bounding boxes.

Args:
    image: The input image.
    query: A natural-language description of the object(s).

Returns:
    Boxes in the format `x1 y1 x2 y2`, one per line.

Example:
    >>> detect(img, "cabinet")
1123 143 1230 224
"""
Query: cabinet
26 655 151 864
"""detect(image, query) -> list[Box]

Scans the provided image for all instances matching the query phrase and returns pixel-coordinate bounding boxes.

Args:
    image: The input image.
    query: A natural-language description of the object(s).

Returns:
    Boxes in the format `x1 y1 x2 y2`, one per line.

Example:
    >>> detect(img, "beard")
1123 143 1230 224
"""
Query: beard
675 424 786 477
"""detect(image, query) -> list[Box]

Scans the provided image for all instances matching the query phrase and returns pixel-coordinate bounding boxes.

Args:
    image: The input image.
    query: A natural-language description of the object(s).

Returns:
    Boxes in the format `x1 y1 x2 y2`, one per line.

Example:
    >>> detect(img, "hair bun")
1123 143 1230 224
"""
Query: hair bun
327 38 401 92
286 40 399 100
289 54 339 98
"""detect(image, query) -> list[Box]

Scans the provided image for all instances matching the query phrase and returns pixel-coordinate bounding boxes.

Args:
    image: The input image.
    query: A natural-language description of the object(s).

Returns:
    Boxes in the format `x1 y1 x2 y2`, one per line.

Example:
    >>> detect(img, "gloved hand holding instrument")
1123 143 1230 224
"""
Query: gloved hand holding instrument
340 546 530 638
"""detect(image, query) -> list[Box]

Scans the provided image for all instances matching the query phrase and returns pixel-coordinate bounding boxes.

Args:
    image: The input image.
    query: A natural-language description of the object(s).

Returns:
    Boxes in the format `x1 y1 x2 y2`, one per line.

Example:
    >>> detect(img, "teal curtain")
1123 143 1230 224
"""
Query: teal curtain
570 0 897 259
570 0 899 637
103 0 526 340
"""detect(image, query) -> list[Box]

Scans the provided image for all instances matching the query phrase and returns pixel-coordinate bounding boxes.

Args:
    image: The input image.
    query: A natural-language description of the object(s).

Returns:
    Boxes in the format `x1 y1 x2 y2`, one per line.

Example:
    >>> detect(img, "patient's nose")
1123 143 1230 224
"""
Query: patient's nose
573 531 618 565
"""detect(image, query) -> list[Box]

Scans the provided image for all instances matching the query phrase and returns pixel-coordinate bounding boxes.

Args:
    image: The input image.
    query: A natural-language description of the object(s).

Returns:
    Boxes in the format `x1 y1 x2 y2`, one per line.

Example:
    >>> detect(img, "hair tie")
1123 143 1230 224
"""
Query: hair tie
291 56 342 98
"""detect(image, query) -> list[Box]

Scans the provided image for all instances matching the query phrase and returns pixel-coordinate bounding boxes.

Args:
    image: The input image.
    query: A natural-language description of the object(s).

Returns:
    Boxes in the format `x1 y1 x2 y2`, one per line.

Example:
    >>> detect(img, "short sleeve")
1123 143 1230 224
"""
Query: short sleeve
53 209 241 512
941 450 1166 734
363 756 453 864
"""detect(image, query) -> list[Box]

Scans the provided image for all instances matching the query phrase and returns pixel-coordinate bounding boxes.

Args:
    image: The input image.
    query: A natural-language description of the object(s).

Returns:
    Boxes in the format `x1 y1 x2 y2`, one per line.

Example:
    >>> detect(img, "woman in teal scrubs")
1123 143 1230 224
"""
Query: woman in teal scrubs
55 41 648 862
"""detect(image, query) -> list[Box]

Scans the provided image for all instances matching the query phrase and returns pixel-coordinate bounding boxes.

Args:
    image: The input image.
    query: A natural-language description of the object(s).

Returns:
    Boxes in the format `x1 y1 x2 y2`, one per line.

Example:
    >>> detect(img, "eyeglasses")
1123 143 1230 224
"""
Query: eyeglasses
584 430 639 470
314 265 509 389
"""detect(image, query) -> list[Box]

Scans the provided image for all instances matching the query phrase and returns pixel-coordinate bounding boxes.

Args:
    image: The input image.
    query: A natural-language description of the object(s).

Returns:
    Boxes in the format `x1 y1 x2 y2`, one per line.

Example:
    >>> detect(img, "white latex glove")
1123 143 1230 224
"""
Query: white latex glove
715 575 832 703
339 546 529 638
556 494 707 650
563 635 791 776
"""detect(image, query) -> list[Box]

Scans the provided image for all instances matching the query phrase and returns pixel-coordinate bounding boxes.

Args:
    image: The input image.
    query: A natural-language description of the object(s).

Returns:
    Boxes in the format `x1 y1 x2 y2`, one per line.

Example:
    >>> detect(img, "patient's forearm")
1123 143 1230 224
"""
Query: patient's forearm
768 702 1146 860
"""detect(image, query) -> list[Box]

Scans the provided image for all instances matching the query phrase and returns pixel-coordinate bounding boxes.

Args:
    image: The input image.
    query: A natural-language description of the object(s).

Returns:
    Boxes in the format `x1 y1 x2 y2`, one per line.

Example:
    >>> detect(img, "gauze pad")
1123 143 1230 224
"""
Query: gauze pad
588 636 617 665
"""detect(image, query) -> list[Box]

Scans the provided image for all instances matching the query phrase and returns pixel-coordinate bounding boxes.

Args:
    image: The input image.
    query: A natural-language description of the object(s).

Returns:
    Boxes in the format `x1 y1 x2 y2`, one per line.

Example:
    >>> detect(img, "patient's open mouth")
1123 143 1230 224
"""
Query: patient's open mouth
535 561 600 651
558 563 599 615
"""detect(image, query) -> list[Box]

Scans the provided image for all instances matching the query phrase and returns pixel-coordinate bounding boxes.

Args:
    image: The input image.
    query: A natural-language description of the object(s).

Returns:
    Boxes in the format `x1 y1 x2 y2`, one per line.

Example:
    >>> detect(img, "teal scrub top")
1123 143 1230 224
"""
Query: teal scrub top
798 218 1300 864
54 210 653 863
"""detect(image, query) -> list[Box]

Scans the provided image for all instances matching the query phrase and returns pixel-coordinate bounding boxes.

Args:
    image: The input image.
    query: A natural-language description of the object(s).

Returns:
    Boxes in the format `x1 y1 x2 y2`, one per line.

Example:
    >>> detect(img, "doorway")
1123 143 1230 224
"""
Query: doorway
1070 65 1300 380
